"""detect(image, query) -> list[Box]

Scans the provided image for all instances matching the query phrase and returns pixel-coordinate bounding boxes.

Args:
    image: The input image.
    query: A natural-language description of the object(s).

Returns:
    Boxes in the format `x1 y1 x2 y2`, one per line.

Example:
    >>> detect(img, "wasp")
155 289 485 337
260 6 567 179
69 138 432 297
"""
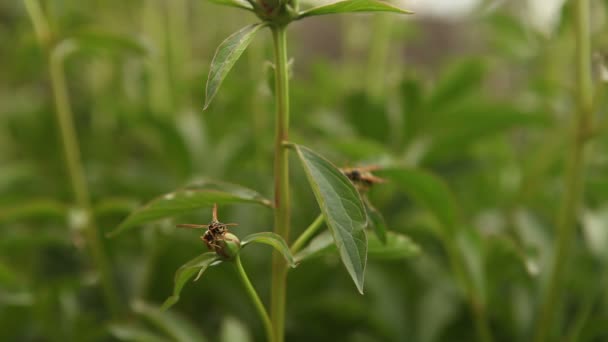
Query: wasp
176 204 240 258
340 165 386 191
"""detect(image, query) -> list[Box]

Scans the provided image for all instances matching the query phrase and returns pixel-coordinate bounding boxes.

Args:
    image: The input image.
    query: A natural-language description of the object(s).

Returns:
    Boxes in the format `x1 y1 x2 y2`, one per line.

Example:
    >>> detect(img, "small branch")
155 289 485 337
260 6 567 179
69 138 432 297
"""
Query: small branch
291 214 324 254
24 0 122 317
534 0 593 341
234 255 274 342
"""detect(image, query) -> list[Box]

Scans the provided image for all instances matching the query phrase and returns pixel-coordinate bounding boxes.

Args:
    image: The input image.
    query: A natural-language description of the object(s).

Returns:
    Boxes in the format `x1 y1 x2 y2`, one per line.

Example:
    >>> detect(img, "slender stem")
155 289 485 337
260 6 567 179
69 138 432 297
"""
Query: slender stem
24 0 122 317
534 0 593 341
366 14 393 99
270 24 291 342
234 256 274 342
291 214 324 254
443 237 493 342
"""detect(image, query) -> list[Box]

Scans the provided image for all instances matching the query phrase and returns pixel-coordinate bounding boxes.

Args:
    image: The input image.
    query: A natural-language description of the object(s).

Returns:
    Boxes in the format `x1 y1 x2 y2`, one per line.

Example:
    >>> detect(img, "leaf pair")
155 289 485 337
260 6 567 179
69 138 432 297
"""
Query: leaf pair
162 232 295 310
203 0 412 110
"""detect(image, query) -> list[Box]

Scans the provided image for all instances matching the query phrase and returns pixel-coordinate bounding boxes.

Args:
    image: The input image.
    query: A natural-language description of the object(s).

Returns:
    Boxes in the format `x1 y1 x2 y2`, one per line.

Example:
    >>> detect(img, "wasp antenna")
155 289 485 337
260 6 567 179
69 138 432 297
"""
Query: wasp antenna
224 223 239 227
212 203 218 221
177 224 209 229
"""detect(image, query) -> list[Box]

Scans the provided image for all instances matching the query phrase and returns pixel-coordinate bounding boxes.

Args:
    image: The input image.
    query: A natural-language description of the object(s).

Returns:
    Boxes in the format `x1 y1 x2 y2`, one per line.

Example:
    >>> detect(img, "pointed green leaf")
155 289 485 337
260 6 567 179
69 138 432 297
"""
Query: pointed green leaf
208 0 254 10
133 301 208 342
109 179 271 237
161 252 220 311
364 200 387 244
72 31 149 56
242 232 296 267
294 231 334 262
108 323 170 342
0 199 68 223
376 168 459 235
368 232 421 260
204 23 265 110
298 0 412 19
291 144 368 293
295 231 420 261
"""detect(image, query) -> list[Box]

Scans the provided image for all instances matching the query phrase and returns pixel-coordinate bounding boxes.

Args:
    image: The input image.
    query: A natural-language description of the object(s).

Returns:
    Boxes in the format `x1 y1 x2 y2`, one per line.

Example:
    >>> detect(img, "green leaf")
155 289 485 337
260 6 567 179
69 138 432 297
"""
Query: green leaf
364 200 387 244
204 23 265 110
242 232 296 267
0 199 68 223
109 179 271 237
298 0 412 19
376 168 459 235
207 0 254 11
161 252 220 311
294 231 335 262
133 301 207 342
220 316 253 342
295 231 420 261
291 144 368 293
72 31 149 56
108 324 170 342
368 232 421 260
428 59 484 111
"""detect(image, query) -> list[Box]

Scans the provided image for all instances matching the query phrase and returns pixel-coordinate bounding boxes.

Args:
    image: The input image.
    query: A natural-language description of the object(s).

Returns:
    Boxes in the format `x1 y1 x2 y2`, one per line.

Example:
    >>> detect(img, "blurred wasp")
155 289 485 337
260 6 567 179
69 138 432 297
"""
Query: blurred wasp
176 204 239 256
340 165 386 191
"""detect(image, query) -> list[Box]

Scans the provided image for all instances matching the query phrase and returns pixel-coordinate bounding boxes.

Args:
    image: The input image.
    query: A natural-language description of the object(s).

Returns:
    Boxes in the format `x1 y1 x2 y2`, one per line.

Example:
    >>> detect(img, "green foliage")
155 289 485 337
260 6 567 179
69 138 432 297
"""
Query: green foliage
242 232 296 267
297 0 412 18
291 144 368 293
5 0 608 341
204 24 266 110
109 180 271 236
162 252 220 311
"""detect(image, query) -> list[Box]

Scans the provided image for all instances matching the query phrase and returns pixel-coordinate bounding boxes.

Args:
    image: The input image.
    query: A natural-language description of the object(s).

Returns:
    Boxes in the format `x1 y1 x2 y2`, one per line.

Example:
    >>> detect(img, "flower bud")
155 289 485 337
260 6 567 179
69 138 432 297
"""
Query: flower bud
215 232 241 260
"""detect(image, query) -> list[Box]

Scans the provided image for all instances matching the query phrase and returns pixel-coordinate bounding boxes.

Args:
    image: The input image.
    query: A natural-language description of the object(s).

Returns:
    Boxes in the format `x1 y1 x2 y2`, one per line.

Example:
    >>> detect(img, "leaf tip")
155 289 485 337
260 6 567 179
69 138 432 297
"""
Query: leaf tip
160 296 178 311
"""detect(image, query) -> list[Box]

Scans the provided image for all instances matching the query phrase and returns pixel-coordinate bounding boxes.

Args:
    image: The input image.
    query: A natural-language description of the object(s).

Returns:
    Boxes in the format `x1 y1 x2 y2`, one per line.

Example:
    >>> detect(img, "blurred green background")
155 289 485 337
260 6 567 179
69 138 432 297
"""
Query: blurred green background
2 0 608 341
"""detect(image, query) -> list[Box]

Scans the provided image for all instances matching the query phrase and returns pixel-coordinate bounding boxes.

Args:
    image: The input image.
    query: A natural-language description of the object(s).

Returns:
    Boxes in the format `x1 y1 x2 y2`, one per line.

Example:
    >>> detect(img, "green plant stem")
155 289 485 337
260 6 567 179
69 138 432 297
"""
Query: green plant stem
444 237 493 342
234 255 274 342
291 214 324 254
49 47 122 317
534 0 593 341
270 24 291 342
24 0 122 317
367 14 393 99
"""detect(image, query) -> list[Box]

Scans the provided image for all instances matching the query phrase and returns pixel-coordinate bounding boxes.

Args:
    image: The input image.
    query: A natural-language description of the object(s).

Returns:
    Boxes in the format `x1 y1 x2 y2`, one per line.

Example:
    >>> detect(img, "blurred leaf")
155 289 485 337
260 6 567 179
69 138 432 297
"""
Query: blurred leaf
291 144 368 293
294 230 334 262
0 199 68 223
344 92 391 143
219 316 252 342
109 179 271 237
207 0 254 10
93 197 139 217
425 103 549 162
428 59 484 111
456 228 485 300
133 301 207 342
295 230 420 261
204 23 266 110
364 200 387 244
298 0 412 18
72 31 149 56
582 207 608 261
368 231 421 259
376 168 459 235
161 252 220 311
108 324 169 342
242 232 296 267
0 260 20 286
330 138 390 162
